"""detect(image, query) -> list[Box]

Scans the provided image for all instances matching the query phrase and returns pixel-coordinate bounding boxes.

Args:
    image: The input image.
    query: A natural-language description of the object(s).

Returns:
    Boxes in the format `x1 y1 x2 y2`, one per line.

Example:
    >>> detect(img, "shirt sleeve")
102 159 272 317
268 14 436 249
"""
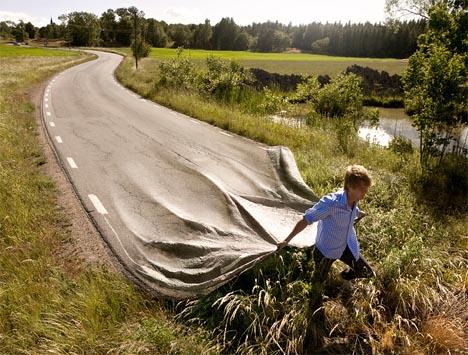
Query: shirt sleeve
303 195 333 224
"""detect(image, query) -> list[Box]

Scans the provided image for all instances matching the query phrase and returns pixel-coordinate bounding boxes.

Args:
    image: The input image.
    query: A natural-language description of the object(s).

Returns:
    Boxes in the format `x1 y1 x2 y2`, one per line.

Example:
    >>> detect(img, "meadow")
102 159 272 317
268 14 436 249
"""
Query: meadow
0 47 216 353
0 43 76 57
109 47 407 76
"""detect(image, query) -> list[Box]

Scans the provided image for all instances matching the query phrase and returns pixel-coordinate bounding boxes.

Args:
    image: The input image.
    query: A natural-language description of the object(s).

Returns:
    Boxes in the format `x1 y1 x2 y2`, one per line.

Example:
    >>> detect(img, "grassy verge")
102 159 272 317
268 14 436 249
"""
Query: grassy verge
116 55 467 353
0 49 217 353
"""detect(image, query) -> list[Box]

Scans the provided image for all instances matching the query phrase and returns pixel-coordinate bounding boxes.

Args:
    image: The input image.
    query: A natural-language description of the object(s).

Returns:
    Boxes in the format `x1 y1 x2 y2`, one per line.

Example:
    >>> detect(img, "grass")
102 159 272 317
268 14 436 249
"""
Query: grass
116 54 467 354
0 48 217 353
109 47 407 76
0 43 77 57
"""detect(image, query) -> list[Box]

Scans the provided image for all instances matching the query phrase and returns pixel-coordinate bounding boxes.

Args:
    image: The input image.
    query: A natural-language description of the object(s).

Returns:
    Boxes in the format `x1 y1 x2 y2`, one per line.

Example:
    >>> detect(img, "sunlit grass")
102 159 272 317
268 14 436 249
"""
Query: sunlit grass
108 47 407 76
0 43 78 57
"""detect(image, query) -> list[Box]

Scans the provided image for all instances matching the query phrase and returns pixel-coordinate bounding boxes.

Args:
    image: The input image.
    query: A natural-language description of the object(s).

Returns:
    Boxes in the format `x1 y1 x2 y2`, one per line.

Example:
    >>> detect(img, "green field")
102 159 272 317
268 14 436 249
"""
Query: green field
0 44 77 57
110 47 408 76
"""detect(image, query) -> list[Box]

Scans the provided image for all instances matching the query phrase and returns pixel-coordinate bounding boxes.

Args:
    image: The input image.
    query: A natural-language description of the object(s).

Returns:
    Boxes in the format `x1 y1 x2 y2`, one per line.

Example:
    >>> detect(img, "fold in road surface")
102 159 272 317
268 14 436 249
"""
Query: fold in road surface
43 51 319 299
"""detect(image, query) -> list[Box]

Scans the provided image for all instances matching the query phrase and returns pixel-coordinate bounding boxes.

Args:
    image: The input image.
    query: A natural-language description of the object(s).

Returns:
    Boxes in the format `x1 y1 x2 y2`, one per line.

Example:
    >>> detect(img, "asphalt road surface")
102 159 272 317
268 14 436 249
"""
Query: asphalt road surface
42 50 318 299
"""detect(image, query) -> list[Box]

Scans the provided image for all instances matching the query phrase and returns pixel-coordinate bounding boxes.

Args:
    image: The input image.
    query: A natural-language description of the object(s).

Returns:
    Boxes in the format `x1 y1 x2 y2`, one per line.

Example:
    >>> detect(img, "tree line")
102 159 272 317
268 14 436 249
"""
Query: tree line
0 8 426 58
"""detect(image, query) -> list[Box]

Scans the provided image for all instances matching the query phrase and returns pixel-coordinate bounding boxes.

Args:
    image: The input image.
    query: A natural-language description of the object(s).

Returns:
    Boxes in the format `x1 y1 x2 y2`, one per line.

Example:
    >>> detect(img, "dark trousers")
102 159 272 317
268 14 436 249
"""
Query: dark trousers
312 245 375 283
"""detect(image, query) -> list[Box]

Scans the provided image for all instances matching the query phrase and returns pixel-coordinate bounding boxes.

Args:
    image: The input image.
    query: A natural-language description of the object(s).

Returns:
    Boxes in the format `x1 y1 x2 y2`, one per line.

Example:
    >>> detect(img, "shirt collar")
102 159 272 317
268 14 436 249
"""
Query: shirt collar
339 189 354 210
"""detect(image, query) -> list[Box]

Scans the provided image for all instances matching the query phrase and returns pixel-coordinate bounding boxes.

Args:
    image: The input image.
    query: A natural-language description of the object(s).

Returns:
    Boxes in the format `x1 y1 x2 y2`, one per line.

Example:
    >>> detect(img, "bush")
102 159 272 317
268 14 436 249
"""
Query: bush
199 56 253 103
389 136 414 155
156 56 196 90
315 73 364 119
259 87 289 114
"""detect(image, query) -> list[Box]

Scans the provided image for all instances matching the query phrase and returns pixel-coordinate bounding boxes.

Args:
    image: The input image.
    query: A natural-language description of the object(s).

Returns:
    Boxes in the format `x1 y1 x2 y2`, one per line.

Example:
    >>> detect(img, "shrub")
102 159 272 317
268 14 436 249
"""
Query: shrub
259 87 289 114
315 73 364 119
198 56 253 103
156 49 196 90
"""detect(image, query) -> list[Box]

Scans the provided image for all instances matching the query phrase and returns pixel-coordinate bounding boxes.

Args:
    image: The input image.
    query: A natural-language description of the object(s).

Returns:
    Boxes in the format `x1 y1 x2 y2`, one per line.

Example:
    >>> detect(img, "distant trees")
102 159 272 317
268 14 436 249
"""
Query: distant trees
146 19 168 47
211 18 241 50
1 9 428 59
192 20 212 49
58 12 100 46
99 9 117 46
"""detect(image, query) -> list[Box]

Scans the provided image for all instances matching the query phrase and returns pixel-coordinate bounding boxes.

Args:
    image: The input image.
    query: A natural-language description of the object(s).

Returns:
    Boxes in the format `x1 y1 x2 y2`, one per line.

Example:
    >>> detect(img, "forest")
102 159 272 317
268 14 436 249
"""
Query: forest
1 10 426 58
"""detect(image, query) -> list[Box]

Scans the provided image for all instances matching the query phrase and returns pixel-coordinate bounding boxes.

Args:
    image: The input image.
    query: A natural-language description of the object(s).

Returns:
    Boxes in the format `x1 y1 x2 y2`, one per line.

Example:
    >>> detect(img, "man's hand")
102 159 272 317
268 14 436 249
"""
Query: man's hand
277 218 308 252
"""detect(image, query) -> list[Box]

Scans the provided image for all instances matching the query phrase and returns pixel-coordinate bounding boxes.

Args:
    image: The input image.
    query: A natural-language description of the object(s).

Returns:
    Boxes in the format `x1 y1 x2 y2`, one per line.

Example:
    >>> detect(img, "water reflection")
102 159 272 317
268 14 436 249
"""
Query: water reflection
359 108 468 152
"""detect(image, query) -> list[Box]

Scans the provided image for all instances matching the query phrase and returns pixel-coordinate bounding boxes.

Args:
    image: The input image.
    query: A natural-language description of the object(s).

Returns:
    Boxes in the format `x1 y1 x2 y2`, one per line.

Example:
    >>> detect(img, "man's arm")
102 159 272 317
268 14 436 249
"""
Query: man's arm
277 218 308 250
355 210 367 224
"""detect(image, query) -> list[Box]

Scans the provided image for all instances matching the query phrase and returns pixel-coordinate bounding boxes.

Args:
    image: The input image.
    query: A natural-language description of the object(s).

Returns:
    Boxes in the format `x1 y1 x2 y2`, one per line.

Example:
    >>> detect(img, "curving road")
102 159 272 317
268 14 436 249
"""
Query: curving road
42 51 318 299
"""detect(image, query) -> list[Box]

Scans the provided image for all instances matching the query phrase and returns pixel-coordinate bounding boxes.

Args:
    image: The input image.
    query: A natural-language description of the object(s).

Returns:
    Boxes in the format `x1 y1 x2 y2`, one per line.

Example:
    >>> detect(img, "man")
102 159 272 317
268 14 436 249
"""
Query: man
278 164 375 283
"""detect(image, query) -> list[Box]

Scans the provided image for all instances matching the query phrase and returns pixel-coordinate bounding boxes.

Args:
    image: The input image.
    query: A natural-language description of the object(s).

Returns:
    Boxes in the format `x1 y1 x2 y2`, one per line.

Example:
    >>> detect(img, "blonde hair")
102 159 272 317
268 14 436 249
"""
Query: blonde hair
344 164 372 190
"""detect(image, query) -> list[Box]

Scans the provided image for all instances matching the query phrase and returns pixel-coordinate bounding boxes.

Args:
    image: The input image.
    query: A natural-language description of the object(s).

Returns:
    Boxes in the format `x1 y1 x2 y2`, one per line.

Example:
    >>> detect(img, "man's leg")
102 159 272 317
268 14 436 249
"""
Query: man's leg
304 247 335 351
339 246 375 280
312 246 335 283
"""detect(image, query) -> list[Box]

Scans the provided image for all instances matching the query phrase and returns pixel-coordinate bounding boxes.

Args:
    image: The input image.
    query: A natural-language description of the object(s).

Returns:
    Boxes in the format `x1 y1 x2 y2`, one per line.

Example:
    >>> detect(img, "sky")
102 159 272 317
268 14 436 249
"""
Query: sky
0 0 389 27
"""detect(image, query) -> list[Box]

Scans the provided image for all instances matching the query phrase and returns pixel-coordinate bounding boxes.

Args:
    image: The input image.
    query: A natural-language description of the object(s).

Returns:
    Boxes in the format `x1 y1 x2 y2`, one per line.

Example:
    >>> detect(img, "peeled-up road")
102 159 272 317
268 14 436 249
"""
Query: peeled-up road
43 51 318 299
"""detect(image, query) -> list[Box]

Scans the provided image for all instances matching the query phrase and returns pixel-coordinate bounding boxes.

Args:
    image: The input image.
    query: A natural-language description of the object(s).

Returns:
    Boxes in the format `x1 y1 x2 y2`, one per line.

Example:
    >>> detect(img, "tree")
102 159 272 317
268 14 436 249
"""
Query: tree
24 22 36 40
100 9 117 46
115 8 133 46
12 21 28 42
402 1 467 167
211 18 240 50
128 7 150 69
192 19 212 49
59 12 100 46
385 0 435 20
146 19 168 47
233 32 249 51
169 24 191 48
0 21 14 40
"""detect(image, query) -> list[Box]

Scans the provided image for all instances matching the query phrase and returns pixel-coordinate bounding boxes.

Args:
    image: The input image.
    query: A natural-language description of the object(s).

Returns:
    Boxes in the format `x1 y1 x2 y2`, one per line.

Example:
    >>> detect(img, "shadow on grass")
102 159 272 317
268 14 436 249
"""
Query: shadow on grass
410 155 468 218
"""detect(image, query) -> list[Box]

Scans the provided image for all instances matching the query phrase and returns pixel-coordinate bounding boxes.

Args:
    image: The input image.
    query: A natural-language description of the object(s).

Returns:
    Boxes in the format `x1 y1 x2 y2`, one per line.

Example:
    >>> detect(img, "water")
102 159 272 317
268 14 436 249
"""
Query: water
269 108 468 152
358 108 468 152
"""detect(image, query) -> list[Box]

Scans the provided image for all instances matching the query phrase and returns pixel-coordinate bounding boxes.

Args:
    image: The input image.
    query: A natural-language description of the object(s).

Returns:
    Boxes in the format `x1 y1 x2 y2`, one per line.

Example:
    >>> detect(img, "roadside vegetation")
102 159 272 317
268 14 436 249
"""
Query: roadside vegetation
114 4 467 353
0 44 216 353
1 1 466 353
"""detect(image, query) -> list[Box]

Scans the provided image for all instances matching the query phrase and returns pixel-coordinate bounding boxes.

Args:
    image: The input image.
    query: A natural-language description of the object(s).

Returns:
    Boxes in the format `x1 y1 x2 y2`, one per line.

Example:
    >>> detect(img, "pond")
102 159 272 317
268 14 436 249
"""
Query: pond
269 108 467 153
358 108 468 152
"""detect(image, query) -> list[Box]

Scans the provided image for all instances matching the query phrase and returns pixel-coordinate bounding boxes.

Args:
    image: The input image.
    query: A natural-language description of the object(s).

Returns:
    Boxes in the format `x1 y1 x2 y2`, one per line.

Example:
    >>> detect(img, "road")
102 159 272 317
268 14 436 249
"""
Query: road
42 50 318 299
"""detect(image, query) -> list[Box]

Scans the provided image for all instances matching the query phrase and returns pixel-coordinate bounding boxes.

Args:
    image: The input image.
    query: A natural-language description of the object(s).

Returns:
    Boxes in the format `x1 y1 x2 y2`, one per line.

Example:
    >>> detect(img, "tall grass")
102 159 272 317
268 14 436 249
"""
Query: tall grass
116 54 467 353
0 51 217 353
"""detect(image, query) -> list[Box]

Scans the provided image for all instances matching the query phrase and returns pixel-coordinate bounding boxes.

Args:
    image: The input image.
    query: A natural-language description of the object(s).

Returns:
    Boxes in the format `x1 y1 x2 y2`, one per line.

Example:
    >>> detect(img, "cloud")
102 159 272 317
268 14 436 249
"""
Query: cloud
0 11 49 27
162 6 204 24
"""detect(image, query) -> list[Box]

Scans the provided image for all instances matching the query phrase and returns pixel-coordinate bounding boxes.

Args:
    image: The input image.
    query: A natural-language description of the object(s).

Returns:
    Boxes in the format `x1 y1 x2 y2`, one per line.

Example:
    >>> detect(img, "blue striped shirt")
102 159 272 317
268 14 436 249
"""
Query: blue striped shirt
304 189 360 260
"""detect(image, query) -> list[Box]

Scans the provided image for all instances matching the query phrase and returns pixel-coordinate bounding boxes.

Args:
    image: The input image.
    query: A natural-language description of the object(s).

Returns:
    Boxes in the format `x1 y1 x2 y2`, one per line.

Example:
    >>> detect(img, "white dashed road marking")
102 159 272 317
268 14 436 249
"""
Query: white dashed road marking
190 119 200 125
67 157 78 169
88 194 108 215
220 132 232 137
49 122 55 127
46 112 51 116
55 136 62 143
